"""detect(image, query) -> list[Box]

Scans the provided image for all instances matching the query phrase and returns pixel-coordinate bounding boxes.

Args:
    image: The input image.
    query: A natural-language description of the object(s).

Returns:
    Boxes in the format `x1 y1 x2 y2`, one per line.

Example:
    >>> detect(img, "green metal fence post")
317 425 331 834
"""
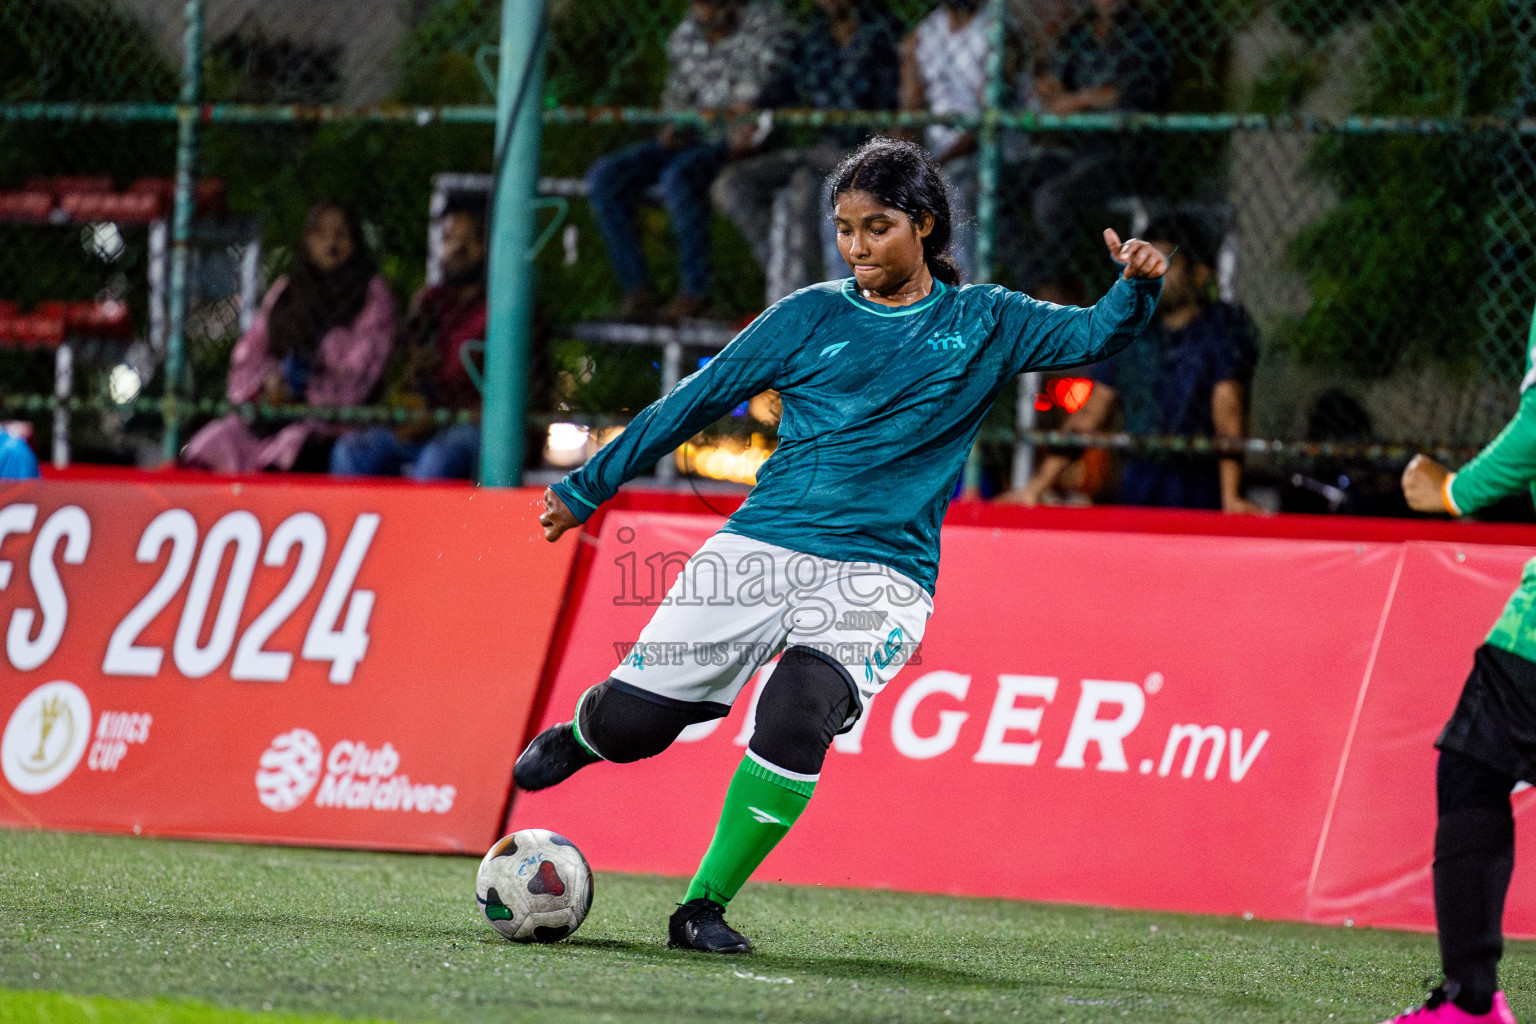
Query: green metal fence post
160 0 203 462
974 0 1006 286
967 0 1008 494
480 0 547 487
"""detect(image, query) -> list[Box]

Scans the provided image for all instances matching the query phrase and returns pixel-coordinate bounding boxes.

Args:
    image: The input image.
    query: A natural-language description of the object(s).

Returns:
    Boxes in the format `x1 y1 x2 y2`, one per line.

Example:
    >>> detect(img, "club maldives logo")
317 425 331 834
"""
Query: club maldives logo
255 730 456 814
2 682 92 794
255 728 325 811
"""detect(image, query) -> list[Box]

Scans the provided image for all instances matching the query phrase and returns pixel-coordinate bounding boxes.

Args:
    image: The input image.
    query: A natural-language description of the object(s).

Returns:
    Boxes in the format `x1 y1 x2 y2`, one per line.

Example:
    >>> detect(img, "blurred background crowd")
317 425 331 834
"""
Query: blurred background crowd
0 0 1530 519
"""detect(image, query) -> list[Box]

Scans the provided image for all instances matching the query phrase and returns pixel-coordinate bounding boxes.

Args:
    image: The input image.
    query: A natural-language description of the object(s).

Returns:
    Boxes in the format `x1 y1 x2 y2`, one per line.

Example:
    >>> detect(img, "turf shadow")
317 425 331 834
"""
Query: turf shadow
523 939 1020 990
552 939 1272 1008
71 904 478 945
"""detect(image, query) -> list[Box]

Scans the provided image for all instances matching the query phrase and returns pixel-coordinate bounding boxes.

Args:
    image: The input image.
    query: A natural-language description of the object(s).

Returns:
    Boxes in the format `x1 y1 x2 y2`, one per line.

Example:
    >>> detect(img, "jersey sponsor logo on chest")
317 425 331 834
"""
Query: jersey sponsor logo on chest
818 331 967 364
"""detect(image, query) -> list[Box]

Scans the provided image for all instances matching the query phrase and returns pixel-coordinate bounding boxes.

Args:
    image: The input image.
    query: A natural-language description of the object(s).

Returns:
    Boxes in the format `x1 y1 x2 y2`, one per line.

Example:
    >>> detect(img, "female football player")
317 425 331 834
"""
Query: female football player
518 137 1167 953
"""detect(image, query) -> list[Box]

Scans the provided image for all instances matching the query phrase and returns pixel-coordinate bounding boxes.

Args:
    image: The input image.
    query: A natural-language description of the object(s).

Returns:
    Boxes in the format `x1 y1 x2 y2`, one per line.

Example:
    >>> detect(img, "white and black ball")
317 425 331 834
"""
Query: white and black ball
475 829 593 943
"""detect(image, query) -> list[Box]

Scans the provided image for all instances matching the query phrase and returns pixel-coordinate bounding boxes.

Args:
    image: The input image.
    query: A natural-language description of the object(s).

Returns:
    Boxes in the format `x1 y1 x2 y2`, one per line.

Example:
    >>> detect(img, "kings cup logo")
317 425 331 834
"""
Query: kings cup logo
255 729 324 812
2 682 92 795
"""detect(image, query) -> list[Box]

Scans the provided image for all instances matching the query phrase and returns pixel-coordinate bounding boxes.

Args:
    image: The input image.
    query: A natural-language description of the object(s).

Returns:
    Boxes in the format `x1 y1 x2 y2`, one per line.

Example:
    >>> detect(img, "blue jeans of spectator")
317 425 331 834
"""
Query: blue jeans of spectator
1119 459 1221 511
585 139 725 299
412 423 479 480
330 423 480 481
0 432 39 479
710 144 844 305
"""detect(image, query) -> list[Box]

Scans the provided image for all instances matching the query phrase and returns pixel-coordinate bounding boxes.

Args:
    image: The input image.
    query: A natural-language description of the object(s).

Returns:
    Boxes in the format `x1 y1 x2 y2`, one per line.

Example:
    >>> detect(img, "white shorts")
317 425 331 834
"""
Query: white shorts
609 532 933 729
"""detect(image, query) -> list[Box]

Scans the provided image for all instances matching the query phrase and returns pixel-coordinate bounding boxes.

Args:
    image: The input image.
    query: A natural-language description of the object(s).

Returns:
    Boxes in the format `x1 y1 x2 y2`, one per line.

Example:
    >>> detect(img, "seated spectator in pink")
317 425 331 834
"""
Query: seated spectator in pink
329 203 488 480
181 202 395 473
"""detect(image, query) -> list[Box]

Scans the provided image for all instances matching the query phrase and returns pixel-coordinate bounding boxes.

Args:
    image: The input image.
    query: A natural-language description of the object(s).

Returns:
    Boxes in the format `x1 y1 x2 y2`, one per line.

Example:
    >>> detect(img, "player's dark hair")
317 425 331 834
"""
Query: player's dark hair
828 137 963 287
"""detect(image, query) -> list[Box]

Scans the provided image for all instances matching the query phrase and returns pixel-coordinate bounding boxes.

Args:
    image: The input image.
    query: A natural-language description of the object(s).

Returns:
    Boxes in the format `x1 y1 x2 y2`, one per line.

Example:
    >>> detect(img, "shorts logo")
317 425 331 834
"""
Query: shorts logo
255 728 324 812
2 682 92 795
864 626 907 684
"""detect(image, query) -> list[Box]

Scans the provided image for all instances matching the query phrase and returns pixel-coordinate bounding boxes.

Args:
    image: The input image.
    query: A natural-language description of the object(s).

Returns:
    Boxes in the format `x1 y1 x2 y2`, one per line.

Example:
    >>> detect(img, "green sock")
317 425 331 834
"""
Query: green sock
683 753 815 906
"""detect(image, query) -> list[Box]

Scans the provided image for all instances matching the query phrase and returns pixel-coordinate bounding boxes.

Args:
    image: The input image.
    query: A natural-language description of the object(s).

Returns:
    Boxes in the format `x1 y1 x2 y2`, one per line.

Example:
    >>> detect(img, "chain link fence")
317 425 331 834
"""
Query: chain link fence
1 0 1534 512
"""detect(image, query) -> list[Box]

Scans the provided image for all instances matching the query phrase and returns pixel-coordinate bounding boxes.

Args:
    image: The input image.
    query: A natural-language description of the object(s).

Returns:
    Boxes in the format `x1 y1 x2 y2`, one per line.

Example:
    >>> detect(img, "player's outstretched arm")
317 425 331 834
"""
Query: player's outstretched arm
1000 230 1165 375
1404 390 1536 516
541 303 795 539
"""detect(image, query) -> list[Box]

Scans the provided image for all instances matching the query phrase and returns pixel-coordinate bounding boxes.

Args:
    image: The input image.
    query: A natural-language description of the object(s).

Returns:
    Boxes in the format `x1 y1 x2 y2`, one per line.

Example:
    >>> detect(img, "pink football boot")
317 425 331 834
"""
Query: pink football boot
1379 989 1517 1023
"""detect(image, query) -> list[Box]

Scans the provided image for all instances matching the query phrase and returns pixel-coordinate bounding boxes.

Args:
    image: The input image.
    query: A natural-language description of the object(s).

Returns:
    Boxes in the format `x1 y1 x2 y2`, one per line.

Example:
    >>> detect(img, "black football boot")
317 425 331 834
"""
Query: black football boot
667 898 753 954
513 722 600 792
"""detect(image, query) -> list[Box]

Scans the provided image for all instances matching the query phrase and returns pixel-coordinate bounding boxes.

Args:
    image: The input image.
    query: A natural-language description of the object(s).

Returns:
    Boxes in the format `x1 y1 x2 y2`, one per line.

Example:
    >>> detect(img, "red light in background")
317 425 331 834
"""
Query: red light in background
1049 378 1094 414
1034 394 1053 412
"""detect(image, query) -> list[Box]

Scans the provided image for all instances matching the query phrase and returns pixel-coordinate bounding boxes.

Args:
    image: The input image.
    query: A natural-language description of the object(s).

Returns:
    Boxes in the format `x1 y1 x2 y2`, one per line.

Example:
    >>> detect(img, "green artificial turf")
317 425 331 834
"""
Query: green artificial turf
0 828 1526 1024
0 989 386 1024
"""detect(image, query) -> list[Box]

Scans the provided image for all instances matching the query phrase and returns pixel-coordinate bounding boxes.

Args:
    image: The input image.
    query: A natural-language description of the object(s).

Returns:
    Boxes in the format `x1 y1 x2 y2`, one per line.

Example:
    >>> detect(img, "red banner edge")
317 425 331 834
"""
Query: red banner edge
493 506 613 846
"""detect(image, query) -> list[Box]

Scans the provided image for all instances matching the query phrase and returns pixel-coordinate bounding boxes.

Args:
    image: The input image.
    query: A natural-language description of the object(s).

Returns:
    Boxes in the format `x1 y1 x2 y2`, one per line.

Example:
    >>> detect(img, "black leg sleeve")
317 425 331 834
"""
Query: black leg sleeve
577 680 722 764
1435 748 1518 1015
746 647 856 778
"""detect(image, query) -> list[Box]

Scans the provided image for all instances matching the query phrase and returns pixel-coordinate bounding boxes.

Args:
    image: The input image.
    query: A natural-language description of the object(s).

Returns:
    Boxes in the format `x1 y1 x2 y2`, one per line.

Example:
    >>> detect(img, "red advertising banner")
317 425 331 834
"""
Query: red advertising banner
0 478 576 852
510 511 1405 920
1305 541 1536 933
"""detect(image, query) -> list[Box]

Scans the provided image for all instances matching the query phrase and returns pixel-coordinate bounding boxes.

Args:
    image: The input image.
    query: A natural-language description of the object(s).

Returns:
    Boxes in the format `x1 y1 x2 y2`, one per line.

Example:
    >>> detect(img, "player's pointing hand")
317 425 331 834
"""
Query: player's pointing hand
1104 228 1168 280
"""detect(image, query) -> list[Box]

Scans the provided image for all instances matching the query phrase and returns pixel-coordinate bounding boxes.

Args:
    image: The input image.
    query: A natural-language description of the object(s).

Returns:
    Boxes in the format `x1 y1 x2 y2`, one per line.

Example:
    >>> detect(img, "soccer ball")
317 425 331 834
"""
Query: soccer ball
475 829 593 943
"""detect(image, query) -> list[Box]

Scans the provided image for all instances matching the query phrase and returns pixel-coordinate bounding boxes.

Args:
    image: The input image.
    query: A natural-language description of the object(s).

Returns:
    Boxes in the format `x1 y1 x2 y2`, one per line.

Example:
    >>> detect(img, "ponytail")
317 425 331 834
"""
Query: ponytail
925 250 963 288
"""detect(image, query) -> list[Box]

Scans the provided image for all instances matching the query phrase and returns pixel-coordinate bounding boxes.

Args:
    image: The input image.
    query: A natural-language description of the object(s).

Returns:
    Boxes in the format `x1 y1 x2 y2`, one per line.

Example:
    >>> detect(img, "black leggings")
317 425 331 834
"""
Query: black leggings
578 647 855 776
1435 748 1517 1012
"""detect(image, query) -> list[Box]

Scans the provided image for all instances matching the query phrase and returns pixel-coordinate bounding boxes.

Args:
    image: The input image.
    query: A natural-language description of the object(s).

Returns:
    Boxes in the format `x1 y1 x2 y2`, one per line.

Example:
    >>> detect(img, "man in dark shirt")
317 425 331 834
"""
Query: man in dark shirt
1005 0 1170 291
1005 213 1262 511
1040 0 1167 125
711 0 900 305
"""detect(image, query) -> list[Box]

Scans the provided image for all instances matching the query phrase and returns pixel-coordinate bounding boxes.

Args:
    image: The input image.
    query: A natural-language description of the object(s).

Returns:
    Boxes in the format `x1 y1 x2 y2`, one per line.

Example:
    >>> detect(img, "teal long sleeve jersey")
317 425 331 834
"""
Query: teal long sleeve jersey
551 275 1161 594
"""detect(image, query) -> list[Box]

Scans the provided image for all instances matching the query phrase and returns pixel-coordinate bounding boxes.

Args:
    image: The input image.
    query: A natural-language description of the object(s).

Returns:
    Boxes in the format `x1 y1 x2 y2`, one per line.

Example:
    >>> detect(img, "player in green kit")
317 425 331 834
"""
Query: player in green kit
1385 312 1536 1024
517 137 1167 953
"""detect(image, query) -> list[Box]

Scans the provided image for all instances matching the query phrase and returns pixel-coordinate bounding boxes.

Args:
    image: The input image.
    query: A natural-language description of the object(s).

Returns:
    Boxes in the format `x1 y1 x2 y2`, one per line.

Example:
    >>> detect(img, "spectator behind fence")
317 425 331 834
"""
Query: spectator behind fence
0 427 39 479
330 204 487 480
901 0 992 280
1004 0 1169 291
711 0 900 305
181 202 396 474
586 0 793 323
1000 214 1260 512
